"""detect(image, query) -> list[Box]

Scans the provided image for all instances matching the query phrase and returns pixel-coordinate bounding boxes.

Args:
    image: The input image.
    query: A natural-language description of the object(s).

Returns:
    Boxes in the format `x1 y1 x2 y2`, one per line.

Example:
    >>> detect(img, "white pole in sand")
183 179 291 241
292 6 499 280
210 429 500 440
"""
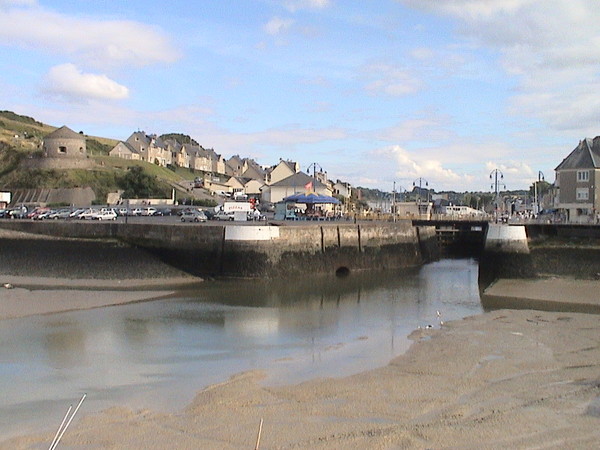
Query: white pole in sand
49 405 72 450
49 393 86 450
254 418 264 450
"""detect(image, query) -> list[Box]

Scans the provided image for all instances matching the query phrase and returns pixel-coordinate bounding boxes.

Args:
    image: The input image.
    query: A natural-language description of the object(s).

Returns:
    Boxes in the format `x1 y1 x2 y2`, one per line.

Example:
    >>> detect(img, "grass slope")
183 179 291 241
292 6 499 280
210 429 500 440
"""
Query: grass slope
0 111 217 203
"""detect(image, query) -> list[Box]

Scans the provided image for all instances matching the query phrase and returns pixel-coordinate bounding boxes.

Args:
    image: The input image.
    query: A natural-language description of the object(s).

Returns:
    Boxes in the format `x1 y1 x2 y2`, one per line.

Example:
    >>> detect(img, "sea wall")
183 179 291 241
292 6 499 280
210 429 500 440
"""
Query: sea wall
479 223 600 286
0 221 436 278
479 225 535 286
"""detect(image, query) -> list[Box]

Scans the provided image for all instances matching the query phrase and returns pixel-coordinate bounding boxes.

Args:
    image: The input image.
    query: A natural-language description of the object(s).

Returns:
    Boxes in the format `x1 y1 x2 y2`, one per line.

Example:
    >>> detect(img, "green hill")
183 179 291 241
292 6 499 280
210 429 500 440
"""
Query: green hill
0 111 202 204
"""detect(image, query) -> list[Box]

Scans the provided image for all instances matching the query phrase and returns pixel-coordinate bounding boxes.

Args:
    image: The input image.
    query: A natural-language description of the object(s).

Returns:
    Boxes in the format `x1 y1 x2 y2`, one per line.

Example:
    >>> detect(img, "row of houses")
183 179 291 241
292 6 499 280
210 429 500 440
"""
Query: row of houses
109 131 353 204
42 126 600 222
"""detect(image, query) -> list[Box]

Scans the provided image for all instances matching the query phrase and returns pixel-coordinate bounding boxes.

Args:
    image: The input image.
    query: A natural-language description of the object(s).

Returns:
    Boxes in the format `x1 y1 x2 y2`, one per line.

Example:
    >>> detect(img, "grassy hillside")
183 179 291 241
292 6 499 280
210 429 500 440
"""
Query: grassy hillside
0 110 118 154
0 110 221 204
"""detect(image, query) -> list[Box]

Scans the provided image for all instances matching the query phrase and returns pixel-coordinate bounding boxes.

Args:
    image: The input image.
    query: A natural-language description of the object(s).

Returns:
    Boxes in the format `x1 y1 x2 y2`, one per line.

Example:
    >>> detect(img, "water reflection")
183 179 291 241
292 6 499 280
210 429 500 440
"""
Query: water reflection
0 259 482 439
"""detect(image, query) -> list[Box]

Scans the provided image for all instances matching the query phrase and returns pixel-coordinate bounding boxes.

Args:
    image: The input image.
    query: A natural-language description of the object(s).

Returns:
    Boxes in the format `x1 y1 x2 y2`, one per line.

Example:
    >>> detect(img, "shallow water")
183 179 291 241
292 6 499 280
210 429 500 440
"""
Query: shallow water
0 259 482 440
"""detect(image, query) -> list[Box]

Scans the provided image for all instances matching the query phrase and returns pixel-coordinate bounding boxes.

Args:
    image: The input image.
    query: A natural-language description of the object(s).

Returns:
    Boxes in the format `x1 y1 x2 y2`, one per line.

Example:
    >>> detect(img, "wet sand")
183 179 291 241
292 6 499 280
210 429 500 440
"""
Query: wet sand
1 278 599 448
482 277 600 314
0 276 203 320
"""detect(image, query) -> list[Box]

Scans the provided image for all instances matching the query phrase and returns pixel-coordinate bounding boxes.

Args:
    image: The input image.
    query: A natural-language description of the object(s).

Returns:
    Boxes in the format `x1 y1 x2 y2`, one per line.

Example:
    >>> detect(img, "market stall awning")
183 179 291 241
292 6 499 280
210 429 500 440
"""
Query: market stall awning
282 192 340 204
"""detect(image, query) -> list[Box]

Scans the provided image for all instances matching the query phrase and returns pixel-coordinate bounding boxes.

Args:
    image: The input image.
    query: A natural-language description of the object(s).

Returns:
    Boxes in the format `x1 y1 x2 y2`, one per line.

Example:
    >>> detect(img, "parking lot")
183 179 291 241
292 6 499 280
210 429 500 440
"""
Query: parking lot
0 206 274 225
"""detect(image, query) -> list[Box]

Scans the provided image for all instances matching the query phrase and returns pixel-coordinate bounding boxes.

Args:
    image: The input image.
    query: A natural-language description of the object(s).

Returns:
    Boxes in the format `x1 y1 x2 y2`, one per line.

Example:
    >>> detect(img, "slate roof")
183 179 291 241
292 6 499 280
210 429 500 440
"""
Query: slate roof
126 131 151 147
555 137 600 170
242 165 265 181
44 125 84 141
270 171 326 188
111 141 139 154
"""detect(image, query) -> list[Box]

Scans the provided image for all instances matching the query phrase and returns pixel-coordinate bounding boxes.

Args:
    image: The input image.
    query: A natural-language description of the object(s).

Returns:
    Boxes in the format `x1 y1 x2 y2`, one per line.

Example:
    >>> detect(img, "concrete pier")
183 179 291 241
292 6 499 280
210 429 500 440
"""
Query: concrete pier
0 221 438 278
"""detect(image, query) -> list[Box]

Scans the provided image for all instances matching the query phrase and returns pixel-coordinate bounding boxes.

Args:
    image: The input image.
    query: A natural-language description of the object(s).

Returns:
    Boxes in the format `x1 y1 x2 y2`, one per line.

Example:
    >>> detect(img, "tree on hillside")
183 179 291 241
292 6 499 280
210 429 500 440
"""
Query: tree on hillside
159 133 199 146
118 166 169 199
0 142 23 179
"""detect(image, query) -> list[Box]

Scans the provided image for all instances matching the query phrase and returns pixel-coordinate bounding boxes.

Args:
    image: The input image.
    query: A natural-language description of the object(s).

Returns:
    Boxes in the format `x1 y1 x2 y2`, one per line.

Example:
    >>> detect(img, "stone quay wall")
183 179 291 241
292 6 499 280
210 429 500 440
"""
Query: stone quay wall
0 221 438 278
479 223 600 286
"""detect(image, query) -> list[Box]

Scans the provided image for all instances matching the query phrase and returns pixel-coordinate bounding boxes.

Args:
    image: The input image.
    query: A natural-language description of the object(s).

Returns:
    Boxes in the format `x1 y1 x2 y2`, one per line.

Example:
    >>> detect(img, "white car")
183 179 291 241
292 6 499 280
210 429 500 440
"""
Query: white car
94 209 117 221
69 208 85 218
78 209 99 220
141 207 158 216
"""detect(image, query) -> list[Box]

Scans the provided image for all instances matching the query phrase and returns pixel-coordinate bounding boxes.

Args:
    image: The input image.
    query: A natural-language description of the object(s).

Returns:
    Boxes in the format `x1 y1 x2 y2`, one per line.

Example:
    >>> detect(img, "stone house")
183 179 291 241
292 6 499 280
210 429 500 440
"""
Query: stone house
241 162 266 183
333 180 352 198
109 141 140 160
42 126 86 158
261 171 331 204
244 178 265 197
124 132 171 167
225 155 245 176
189 146 212 172
265 160 300 185
555 137 600 223
162 139 182 166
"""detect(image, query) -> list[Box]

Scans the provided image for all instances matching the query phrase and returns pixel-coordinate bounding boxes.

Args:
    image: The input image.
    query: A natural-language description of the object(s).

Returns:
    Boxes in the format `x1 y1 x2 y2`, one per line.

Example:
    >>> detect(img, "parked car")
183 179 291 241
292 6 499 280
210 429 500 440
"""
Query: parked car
116 208 129 216
180 210 207 222
130 208 143 216
34 209 55 220
69 208 85 219
48 209 72 220
213 210 234 221
78 209 99 220
94 208 117 220
202 209 216 220
141 207 159 216
28 207 49 220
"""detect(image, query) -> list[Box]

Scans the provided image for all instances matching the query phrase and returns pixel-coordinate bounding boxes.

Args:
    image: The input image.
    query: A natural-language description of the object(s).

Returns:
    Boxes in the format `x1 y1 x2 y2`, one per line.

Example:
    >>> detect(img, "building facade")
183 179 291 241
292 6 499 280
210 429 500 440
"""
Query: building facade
555 137 600 223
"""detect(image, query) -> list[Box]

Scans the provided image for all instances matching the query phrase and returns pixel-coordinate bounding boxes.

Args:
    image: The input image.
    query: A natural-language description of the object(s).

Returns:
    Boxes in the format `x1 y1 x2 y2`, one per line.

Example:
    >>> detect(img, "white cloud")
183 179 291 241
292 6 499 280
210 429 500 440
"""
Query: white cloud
0 0 37 8
44 64 129 101
361 63 422 97
409 47 435 60
283 0 331 12
0 3 179 67
375 145 463 186
378 118 448 142
401 0 537 19
398 0 600 133
264 16 294 35
484 160 534 189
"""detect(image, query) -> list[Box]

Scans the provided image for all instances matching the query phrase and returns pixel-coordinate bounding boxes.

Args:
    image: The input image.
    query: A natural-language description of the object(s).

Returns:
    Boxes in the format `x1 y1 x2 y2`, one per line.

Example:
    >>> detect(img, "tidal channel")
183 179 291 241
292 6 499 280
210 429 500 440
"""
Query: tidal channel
0 258 483 439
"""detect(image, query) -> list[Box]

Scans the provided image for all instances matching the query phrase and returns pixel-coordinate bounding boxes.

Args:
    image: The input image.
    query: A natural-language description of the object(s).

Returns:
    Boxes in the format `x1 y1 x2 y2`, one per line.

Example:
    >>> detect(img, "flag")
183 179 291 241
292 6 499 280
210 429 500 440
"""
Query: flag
304 181 313 191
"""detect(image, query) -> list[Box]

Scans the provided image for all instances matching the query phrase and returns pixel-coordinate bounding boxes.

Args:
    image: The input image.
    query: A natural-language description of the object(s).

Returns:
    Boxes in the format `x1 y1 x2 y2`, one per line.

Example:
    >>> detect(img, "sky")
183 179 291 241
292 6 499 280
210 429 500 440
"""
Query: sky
2 0 600 193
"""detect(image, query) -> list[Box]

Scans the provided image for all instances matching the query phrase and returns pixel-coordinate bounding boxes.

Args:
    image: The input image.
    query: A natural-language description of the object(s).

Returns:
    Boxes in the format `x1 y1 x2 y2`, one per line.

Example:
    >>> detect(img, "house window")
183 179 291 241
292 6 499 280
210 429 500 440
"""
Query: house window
58 146 67 154
577 170 589 182
576 188 589 200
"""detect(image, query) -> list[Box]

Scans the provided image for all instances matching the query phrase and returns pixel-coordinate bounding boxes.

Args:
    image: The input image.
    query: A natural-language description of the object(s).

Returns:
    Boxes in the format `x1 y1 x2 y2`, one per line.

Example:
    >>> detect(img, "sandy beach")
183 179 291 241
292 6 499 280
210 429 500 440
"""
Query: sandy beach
1 277 599 449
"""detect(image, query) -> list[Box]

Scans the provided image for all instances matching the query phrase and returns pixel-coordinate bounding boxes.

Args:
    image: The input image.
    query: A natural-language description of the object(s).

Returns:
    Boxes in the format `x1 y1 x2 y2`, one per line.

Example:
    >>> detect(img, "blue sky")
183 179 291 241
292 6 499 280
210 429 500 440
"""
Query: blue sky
2 0 599 192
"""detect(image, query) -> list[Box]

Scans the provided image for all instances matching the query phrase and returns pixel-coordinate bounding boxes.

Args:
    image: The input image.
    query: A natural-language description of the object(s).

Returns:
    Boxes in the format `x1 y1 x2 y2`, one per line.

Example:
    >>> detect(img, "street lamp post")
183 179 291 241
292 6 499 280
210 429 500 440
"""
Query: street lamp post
307 162 323 192
533 171 545 216
489 169 505 223
412 178 429 204
413 178 429 218
392 181 396 222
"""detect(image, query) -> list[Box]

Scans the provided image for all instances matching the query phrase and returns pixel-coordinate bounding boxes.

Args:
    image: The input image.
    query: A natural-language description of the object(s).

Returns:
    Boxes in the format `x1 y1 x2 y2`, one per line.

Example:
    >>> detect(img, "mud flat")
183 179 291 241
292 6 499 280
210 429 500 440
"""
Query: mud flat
2 308 599 449
482 277 600 313
0 276 204 320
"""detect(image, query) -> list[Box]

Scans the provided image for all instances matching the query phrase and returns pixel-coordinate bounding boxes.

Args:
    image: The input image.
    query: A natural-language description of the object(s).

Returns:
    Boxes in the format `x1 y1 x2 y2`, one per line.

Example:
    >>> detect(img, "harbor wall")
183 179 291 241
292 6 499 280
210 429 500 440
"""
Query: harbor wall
0 221 437 278
480 223 600 286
